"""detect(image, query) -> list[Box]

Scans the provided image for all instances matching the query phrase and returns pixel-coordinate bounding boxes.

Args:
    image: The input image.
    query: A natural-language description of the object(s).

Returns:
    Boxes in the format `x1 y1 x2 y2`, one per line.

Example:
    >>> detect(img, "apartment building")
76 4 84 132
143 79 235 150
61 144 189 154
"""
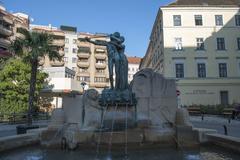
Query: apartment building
77 32 110 91
140 0 240 106
0 4 29 56
127 56 141 83
30 24 65 68
30 24 110 92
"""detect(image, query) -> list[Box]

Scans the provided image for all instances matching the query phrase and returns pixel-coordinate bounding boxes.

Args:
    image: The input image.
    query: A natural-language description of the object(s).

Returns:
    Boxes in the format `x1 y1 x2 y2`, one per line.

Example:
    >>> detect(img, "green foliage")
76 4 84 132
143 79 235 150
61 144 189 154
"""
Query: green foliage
10 28 61 62
0 58 48 114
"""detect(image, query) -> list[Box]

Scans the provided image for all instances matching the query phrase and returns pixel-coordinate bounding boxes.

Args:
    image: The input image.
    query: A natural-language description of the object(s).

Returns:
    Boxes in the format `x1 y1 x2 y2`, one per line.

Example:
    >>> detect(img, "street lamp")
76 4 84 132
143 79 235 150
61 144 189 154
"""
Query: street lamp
80 82 87 93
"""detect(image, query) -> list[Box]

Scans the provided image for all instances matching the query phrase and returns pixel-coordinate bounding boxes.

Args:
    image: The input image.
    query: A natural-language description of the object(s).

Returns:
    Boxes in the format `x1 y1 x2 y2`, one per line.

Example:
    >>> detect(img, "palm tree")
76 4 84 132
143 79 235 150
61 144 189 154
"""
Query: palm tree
10 28 61 125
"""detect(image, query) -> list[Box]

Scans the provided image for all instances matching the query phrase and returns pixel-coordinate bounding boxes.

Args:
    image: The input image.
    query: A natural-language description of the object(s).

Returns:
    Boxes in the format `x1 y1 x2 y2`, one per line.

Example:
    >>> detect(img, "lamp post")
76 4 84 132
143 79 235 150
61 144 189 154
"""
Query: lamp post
80 82 87 93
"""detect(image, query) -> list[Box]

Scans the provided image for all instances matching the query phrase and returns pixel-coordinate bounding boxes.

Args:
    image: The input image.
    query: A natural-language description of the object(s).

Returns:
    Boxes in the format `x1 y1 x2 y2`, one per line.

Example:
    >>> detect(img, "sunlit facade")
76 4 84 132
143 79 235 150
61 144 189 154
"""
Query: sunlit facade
140 2 240 106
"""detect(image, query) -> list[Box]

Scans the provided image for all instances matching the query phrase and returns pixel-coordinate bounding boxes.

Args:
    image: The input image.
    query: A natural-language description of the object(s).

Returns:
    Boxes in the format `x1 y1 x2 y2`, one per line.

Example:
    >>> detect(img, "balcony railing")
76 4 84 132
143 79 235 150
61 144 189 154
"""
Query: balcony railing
0 38 11 48
95 48 106 53
95 63 106 69
0 25 12 36
95 53 106 60
59 50 65 56
0 16 13 25
77 52 90 58
77 61 90 68
38 57 45 66
52 39 65 46
50 60 64 67
94 82 108 88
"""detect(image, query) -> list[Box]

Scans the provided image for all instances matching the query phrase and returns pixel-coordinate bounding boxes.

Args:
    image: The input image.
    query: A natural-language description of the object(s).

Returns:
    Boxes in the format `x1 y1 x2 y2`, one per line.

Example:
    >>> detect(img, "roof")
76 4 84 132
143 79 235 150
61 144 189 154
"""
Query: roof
127 56 141 64
168 0 240 6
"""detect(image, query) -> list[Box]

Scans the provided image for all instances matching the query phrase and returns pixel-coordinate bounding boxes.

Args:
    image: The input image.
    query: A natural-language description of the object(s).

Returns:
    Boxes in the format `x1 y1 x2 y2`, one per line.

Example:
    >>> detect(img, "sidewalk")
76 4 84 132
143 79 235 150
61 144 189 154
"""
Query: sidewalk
190 115 240 138
0 120 49 138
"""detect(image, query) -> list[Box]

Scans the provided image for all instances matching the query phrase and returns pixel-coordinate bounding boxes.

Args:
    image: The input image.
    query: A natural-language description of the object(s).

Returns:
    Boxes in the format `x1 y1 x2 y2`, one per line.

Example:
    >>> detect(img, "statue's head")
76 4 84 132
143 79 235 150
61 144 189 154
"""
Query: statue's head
120 36 125 43
110 32 121 42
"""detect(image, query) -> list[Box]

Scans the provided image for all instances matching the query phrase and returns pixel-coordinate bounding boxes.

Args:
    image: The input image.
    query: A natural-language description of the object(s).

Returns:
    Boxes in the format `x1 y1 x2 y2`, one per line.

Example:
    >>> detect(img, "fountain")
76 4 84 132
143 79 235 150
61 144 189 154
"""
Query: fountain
40 32 197 151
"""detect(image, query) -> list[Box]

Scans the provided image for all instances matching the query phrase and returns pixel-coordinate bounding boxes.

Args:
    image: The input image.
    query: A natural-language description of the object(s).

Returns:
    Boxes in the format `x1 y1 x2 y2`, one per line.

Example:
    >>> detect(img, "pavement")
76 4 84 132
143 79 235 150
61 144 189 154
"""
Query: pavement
190 115 240 138
0 120 49 138
0 116 239 138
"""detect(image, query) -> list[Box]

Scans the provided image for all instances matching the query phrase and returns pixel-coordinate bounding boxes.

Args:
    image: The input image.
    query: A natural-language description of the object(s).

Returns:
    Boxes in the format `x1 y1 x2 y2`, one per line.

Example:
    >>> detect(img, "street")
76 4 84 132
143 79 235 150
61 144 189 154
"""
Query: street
191 115 240 138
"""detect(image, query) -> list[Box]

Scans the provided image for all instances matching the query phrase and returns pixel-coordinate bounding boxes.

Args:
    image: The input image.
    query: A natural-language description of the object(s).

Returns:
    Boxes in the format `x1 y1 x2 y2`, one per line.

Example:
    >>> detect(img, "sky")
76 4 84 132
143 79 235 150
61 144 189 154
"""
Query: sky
2 0 175 57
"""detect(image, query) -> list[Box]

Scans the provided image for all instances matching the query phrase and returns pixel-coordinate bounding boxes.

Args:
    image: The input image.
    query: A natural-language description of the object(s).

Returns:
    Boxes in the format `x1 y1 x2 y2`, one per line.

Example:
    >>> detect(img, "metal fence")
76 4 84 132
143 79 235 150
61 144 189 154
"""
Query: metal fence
0 112 50 124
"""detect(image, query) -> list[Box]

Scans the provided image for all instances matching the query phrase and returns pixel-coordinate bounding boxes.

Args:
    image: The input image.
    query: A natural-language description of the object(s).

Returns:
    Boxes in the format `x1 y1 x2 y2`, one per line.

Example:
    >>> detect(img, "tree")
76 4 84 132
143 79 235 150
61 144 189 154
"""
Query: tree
10 28 61 125
0 58 48 114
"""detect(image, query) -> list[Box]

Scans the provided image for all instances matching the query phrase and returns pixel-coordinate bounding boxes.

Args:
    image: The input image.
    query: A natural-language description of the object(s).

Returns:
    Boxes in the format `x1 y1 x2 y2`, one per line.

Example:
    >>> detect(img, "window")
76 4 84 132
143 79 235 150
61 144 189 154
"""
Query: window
72 57 77 63
237 38 240 50
173 15 181 26
196 38 204 50
219 63 227 77
72 48 78 53
72 39 77 44
195 15 203 26
94 77 106 82
96 69 105 73
65 38 69 44
78 47 90 53
96 60 105 64
217 38 225 50
220 91 229 105
174 38 182 50
215 15 223 26
235 15 240 26
175 64 184 78
79 67 88 72
63 57 68 63
79 58 88 62
197 63 206 78
77 76 90 82
64 47 69 53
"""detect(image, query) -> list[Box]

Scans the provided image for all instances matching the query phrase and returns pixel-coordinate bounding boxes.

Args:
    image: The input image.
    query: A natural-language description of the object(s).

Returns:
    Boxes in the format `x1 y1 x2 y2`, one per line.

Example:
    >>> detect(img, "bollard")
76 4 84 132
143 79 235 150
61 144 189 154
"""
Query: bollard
61 137 67 150
223 125 228 135
228 118 231 124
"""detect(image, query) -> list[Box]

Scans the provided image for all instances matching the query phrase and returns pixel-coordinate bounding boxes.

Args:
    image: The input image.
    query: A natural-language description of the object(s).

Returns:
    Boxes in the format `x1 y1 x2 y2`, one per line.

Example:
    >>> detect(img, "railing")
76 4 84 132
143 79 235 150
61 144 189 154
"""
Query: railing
0 112 50 124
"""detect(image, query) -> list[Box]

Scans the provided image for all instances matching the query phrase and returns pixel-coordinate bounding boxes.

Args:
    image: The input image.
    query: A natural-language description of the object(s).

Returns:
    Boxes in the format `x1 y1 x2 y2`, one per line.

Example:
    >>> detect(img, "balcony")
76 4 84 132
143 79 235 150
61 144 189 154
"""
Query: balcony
0 25 12 36
0 38 11 49
95 48 106 53
77 61 90 68
95 53 106 60
77 72 90 77
38 57 45 66
77 52 90 58
0 16 13 25
95 63 106 69
50 60 64 67
51 31 65 38
59 50 65 56
52 39 65 46
94 82 108 88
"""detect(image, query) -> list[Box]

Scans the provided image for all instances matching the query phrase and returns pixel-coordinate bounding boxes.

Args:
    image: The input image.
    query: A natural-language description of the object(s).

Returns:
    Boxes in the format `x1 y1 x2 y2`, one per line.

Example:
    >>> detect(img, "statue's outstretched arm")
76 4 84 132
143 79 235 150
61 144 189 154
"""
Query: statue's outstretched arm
85 37 107 46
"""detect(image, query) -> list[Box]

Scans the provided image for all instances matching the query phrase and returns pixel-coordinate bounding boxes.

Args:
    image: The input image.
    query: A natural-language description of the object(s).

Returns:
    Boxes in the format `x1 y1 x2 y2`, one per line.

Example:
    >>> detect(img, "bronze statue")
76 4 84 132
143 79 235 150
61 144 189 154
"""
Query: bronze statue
85 32 128 91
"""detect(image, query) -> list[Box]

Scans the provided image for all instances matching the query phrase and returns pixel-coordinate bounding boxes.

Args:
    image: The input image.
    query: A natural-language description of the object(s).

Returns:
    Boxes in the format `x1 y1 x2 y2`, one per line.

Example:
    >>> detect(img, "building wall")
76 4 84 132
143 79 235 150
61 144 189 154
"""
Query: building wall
128 63 139 82
141 5 240 106
63 32 78 71
0 6 29 51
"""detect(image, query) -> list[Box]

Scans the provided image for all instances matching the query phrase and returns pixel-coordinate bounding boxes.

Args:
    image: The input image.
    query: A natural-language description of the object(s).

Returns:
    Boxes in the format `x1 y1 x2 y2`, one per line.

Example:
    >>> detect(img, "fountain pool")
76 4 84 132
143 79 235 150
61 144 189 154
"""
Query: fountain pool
0 144 239 160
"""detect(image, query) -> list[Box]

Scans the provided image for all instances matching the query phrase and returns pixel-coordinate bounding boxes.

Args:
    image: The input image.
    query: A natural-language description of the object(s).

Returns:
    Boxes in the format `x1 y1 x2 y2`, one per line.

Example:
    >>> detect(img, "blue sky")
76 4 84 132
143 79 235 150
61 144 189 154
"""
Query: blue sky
2 0 174 57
